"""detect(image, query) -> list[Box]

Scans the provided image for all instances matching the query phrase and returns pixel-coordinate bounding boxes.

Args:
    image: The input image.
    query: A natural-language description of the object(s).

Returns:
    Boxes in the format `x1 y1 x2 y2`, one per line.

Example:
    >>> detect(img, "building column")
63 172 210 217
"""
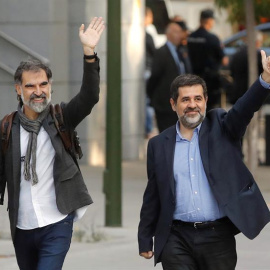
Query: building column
87 0 145 165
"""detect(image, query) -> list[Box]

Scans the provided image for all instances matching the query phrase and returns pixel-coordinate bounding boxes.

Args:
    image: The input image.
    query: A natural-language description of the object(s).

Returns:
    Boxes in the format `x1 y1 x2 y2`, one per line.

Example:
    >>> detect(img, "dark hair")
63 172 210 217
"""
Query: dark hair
170 74 207 103
174 21 188 31
14 59 52 84
200 9 214 20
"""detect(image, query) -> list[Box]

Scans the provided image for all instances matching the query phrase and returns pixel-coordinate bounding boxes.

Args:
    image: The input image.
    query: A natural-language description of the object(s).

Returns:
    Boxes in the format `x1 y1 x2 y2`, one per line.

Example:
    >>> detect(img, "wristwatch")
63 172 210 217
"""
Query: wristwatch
84 52 97 60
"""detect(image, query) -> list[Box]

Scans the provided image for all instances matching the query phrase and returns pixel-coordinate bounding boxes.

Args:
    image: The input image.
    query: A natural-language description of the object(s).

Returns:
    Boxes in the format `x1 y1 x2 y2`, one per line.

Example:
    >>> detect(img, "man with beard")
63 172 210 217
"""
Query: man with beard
138 50 270 270
0 17 104 270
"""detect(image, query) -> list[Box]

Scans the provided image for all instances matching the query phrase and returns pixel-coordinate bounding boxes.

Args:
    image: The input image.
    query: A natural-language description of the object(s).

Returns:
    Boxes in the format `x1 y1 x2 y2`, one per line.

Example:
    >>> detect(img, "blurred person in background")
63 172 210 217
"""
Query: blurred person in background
145 7 157 138
188 9 228 111
145 7 166 49
171 15 189 47
147 22 192 133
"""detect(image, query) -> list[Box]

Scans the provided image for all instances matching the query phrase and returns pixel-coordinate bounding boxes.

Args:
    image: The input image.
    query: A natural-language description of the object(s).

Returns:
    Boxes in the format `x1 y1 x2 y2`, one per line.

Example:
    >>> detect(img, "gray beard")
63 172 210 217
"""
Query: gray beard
21 92 51 113
179 111 205 129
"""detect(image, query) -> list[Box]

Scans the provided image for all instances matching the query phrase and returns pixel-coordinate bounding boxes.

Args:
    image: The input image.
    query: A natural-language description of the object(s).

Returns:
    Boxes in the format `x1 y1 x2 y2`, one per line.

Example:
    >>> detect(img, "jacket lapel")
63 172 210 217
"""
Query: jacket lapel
164 127 176 195
165 45 179 74
11 114 22 199
199 118 213 185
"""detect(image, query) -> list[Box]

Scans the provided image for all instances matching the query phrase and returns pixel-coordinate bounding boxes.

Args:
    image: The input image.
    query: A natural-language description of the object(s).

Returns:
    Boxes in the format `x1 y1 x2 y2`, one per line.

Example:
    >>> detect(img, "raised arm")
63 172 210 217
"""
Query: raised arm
223 50 270 140
63 17 105 128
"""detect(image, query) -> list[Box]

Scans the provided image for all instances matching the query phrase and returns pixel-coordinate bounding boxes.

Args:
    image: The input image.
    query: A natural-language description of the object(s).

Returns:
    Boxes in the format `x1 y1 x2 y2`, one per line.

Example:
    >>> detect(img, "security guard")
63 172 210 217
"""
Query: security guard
188 9 227 110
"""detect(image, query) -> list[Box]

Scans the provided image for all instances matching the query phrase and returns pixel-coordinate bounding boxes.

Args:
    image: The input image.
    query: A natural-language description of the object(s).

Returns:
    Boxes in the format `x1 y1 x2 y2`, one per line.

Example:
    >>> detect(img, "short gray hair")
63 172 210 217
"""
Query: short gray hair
14 59 52 84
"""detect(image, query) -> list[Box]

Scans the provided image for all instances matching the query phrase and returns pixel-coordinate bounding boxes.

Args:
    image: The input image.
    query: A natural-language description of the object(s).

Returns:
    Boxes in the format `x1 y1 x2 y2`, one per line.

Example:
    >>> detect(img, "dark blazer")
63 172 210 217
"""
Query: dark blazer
146 32 156 70
138 79 270 265
147 44 191 113
0 59 100 241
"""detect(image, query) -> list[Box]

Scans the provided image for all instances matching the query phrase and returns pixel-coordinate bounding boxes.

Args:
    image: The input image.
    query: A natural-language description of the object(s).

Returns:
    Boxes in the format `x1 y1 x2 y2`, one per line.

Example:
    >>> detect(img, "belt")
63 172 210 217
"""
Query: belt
172 217 230 229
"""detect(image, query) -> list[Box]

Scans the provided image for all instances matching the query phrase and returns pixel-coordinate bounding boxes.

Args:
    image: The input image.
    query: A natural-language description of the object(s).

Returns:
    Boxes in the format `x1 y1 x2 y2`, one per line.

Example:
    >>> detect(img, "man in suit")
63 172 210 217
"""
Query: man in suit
147 22 192 133
138 50 270 270
188 9 228 111
0 17 104 270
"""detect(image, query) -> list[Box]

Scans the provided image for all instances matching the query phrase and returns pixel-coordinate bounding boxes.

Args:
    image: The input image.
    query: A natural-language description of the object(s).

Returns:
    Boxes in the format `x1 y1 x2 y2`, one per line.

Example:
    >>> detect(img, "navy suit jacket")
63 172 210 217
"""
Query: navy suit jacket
138 79 270 265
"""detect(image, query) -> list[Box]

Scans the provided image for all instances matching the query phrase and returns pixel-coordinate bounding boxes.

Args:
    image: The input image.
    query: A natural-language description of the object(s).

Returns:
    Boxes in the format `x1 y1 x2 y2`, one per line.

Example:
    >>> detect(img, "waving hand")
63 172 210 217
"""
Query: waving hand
79 17 105 56
261 50 270 83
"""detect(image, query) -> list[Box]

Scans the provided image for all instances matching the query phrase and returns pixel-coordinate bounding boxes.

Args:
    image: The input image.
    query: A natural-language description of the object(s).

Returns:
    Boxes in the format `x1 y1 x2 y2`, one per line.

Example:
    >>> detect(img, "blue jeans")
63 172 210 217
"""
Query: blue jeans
14 213 74 270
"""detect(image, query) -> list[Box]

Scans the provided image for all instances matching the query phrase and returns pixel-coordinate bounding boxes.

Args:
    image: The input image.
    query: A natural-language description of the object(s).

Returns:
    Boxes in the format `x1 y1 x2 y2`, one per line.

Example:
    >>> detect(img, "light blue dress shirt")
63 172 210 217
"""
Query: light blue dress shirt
166 41 185 74
260 74 270 89
173 122 226 222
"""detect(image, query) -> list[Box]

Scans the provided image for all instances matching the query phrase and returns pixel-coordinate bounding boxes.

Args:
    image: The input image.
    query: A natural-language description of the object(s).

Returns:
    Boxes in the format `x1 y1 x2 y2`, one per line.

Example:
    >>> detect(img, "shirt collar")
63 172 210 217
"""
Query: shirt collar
175 121 202 141
166 41 177 50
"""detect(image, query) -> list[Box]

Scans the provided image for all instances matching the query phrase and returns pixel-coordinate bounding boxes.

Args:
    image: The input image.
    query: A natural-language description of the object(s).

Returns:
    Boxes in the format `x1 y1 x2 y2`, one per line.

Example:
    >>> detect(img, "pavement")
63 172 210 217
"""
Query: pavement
0 159 270 269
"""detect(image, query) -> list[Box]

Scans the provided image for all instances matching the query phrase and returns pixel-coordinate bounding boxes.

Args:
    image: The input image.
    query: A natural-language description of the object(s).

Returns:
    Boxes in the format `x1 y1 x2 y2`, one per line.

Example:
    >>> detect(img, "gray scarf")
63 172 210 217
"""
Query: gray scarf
17 103 51 185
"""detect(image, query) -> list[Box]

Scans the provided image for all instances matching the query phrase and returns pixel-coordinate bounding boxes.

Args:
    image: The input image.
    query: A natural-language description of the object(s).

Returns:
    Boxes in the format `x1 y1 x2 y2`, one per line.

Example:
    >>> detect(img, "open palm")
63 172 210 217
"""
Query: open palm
79 17 105 49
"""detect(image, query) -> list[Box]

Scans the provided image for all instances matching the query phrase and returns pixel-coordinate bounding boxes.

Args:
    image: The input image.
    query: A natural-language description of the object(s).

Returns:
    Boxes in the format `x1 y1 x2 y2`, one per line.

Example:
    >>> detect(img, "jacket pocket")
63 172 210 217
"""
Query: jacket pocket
58 164 79 182
224 181 269 239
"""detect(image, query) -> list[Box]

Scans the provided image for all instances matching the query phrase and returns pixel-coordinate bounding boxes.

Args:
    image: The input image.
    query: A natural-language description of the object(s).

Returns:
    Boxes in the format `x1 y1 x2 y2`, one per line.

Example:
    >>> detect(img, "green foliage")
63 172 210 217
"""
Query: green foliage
215 0 270 24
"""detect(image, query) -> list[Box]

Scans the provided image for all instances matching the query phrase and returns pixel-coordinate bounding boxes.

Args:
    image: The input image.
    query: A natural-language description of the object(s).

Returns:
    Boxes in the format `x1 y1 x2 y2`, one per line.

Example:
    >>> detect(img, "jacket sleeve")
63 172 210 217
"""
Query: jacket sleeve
223 79 270 140
63 58 100 129
138 139 160 253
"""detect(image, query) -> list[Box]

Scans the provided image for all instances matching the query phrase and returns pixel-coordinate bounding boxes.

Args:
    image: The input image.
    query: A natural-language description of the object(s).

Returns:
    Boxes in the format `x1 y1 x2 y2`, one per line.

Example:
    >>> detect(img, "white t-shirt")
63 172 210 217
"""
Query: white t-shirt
17 125 87 229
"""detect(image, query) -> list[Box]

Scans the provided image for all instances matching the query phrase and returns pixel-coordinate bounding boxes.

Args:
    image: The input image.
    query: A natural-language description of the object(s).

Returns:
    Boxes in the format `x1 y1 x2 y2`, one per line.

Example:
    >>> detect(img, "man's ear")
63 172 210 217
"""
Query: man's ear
49 84 53 94
170 98 176 111
15 84 22 95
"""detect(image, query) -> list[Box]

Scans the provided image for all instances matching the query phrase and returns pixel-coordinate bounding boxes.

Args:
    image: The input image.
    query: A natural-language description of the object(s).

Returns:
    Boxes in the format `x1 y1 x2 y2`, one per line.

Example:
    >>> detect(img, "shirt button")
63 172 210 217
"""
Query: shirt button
198 208 200 210
195 191 198 194
190 158 194 161
192 175 195 177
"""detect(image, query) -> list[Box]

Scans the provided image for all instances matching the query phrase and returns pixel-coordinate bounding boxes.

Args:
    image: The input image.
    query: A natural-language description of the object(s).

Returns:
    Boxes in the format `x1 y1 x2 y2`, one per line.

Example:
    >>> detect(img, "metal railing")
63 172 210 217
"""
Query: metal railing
0 30 49 76
0 62 15 76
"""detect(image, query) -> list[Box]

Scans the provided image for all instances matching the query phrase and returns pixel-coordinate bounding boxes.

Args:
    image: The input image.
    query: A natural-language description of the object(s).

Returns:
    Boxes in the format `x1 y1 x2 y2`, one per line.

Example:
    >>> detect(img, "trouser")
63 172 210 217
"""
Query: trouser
14 213 74 270
161 218 237 270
